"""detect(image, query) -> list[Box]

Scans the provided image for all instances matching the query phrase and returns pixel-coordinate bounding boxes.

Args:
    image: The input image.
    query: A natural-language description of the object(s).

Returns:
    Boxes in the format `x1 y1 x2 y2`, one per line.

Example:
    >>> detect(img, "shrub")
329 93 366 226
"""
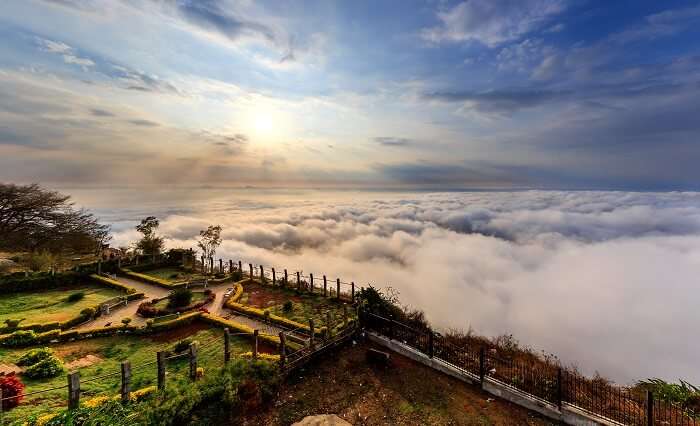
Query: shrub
121 317 132 327
169 273 180 279
283 300 293 312
80 307 96 318
173 338 192 353
67 292 85 302
24 355 64 379
26 252 56 272
0 374 24 410
2 330 37 346
18 347 54 366
169 288 193 308
4 318 22 329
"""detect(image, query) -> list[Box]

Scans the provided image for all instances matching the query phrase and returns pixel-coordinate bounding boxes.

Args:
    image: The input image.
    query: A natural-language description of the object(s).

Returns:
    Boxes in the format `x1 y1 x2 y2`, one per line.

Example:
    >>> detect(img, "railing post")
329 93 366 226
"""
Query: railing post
229 259 233 274
428 331 434 358
479 347 486 386
279 332 286 369
647 390 654 426
260 265 264 282
336 278 341 300
272 268 276 285
238 260 242 273
296 271 301 291
68 371 80 409
189 342 198 381
157 351 166 390
224 328 231 363
121 361 131 403
557 368 563 410
219 259 223 273
209 257 214 273
249 263 253 280
323 275 327 297
253 329 259 359
284 269 288 287
309 319 315 349
310 273 314 294
351 282 355 302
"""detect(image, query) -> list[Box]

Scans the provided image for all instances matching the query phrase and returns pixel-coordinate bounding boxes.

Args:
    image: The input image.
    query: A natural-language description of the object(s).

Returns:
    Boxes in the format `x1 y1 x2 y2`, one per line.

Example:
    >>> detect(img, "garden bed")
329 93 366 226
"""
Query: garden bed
0 324 257 422
137 290 215 317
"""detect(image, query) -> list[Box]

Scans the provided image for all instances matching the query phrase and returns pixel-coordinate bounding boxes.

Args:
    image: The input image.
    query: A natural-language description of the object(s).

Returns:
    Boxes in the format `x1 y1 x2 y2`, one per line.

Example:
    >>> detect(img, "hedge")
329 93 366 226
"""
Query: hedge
0 272 81 293
0 321 61 335
121 270 185 288
224 301 327 338
88 274 138 294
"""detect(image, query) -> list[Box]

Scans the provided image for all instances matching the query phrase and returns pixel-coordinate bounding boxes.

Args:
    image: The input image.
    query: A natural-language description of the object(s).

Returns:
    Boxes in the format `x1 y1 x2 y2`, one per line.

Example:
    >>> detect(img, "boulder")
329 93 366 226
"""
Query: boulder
292 414 352 426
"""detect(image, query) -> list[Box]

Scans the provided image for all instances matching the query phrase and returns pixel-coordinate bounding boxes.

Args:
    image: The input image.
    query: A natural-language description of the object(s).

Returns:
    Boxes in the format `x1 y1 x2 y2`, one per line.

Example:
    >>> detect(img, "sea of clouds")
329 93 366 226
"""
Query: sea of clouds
78 189 700 384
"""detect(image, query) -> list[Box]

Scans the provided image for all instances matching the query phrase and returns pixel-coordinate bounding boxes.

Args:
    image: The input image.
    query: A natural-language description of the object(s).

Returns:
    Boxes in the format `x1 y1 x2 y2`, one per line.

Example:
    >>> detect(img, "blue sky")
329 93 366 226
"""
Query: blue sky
1 0 700 189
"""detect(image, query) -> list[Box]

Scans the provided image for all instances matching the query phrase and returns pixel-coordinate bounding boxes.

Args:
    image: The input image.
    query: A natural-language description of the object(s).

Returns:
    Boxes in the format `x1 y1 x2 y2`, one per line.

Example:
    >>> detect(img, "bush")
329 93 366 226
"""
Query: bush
0 374 24 410
121 317 132 327
169 288 193 308
17 347 54 366
173 338 192 353
2 330 37 346
24 355 64 379
4 318 22 329
67 292 85 302
283 300 293 312
26 252 56 272
169 273 180 279
80 307 96 318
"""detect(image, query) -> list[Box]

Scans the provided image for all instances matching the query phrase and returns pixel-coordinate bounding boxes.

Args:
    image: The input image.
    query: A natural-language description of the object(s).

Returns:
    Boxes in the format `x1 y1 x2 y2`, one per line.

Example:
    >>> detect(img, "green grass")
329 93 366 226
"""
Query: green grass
0 325 253 422
137 267 203 283
239 283 354 330
152 291 209 310
0 285 124 324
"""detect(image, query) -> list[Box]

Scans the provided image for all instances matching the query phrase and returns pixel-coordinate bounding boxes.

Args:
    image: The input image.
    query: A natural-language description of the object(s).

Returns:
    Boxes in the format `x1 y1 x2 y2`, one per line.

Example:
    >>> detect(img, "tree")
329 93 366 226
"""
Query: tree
197 225 222 260
0 183 110 254
135 216 164 255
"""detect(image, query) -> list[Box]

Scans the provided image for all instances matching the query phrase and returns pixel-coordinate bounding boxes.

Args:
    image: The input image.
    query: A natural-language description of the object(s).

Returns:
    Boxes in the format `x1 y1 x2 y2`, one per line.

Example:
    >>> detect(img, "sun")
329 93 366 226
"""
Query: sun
252 113 274 136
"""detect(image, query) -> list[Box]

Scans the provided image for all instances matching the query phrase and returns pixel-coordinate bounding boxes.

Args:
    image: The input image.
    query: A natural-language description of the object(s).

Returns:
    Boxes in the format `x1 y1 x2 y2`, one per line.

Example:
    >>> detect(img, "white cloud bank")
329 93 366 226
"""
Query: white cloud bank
99 189 700 384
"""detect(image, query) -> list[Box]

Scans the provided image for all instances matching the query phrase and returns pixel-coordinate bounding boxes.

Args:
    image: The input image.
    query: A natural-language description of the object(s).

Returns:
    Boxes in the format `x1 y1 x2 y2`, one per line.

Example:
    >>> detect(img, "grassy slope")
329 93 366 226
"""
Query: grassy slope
0 324 252 422
138 267 204 283
246 340 556 426
0 285 123 324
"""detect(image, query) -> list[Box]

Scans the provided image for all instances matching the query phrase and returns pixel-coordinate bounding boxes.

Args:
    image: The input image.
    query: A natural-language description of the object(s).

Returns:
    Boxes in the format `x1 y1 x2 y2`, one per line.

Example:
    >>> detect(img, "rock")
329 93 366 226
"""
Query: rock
292 414 352 426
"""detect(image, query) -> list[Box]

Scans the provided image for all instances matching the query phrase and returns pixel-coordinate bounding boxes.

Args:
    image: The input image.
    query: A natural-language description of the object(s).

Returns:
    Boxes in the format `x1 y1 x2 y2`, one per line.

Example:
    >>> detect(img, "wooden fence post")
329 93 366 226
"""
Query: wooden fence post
189 342 198 381
219 259 223 273
68 371 80 409
310 273 314 294
209 257 214 273
249 263 253 280
309 319 315 349
479 347 486 386
229 259 233 274
238 260 242 273
121 361 131 403
296 271 301 291
157 351 166 390
323 275 327 297
253 329 259 359
272 268 276 285
647 390 654 426
336 278 341 300
556 368 563 409
284 269 288 287
224 328 231 363
279 332 286 369
351 282 355 302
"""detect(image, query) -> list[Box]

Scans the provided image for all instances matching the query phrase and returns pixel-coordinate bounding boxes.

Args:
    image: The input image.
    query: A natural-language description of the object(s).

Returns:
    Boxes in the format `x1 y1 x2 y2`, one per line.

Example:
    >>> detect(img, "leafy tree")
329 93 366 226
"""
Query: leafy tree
0 183 110 254
197 225 222 260
135 216 164 255
169 288 193 308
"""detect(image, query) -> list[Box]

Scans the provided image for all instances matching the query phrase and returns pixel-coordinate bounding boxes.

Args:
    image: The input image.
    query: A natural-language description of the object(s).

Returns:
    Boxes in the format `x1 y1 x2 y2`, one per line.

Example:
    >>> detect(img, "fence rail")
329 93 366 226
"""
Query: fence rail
363 311 697 426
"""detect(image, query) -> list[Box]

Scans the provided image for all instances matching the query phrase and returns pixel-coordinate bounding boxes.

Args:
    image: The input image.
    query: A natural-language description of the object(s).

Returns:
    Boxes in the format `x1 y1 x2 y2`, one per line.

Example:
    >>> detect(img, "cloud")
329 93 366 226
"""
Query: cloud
89 108 115 117
105 190 700 384
375 162 515 186
422 87 569 115
127 119 160 127
373 137 416 147
36 37 95 69
422 0 567 47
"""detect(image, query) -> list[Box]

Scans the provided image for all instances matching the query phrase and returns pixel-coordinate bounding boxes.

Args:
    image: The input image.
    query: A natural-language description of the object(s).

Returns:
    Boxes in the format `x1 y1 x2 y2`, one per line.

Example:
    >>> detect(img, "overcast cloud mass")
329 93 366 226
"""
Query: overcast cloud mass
66 188 700 385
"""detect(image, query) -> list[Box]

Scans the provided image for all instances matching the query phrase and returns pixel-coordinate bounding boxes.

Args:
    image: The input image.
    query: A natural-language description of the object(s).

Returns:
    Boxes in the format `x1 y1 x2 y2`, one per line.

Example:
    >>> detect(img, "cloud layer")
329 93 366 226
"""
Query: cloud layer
93 189 700 384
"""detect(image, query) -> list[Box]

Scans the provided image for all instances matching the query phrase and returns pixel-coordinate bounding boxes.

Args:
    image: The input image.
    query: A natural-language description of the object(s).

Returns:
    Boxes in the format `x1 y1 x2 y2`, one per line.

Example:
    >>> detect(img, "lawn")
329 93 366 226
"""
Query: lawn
0 285 124 325
137 267 204 283
0 323 258 422
239 282 354 329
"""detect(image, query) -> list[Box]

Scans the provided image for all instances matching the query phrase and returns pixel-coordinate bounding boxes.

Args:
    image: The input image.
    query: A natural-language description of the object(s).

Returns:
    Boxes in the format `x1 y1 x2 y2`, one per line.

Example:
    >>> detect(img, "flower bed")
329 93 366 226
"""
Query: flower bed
136 290 215 318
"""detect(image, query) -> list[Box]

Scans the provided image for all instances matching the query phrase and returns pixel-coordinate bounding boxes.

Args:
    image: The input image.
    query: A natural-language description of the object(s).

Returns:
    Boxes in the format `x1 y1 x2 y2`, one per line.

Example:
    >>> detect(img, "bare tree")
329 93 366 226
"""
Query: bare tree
197 225 222 260
0 183 110 254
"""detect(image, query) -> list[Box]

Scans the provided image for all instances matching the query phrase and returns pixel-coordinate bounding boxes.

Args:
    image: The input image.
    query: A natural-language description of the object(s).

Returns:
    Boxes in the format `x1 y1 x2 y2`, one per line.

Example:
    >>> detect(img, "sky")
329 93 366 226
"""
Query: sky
2 0 700 189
